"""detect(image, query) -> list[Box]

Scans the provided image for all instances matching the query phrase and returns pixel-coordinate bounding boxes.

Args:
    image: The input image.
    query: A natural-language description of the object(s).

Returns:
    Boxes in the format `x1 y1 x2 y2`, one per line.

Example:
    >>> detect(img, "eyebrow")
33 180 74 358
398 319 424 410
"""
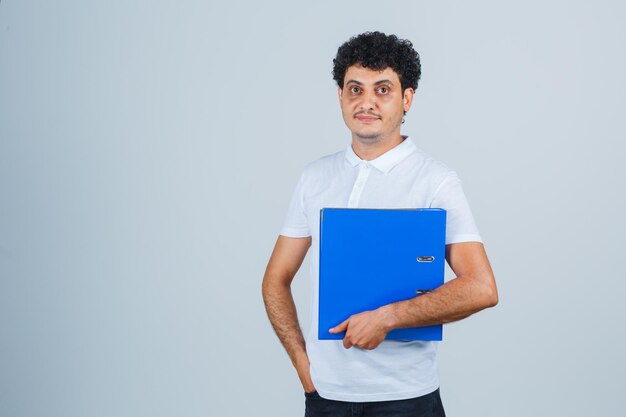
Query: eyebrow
345 79 395 86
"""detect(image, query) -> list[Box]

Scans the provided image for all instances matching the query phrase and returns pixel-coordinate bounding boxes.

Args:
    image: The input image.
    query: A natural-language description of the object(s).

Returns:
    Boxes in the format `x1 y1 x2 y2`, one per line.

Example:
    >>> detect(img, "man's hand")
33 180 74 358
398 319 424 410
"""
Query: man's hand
294 353 316 393
328 307 395 350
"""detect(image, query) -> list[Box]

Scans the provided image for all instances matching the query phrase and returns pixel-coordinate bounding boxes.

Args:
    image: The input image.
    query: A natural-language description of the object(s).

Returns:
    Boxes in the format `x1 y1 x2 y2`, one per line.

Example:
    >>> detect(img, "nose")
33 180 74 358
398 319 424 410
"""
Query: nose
358 90 377 110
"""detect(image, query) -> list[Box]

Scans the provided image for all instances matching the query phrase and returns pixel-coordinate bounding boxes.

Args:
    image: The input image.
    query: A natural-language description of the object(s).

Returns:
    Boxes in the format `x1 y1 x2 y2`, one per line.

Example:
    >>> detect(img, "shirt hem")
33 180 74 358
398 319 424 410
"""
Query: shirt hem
314 384 440 403
446 234 483 244
279 228 311 238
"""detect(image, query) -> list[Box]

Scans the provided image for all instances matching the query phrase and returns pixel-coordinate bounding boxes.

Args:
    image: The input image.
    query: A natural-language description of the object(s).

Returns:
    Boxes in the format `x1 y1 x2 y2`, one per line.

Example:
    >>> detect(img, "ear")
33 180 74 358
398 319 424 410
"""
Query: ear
403 88 415 113
337 86 343 103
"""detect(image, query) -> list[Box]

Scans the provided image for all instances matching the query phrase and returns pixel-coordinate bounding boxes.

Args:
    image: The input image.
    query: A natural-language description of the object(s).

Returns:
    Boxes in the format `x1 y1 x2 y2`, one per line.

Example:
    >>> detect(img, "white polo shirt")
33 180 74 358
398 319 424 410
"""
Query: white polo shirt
280 136 482 402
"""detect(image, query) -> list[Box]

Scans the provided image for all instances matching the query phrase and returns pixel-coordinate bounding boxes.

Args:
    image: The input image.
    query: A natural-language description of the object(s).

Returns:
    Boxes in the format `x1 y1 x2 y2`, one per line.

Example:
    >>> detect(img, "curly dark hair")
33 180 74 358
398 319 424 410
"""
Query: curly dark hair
332 31 421 92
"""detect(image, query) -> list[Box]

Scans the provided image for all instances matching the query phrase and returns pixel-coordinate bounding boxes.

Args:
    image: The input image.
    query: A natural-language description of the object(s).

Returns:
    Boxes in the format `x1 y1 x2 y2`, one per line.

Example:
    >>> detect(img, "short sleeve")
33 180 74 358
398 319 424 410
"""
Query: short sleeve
429 171 483 245
279 171 311 238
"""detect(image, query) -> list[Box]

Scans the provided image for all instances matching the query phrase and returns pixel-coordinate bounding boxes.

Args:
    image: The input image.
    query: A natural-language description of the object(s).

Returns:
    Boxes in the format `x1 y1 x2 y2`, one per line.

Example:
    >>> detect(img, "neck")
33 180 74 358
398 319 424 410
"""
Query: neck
351 132 405 161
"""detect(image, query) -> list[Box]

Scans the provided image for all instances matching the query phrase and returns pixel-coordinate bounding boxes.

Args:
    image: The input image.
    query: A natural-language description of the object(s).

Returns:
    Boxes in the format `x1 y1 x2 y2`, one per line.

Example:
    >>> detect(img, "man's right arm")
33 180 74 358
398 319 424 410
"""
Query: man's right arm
261 235 315 393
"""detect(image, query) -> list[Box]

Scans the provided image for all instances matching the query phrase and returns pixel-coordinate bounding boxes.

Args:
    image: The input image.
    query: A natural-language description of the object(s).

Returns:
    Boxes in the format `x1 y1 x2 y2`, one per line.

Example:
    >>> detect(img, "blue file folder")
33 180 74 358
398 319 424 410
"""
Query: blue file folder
318 208 446 341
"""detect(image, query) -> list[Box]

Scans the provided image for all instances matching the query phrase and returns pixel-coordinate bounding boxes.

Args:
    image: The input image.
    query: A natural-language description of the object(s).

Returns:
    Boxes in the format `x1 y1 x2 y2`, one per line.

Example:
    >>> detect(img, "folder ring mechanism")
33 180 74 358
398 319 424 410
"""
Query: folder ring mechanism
416 256 435 262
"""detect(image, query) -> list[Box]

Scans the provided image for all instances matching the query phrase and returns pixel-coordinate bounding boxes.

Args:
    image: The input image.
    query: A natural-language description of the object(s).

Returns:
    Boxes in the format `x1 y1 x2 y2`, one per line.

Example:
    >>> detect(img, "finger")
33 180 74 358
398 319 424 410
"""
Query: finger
343 336 352 349
329 318 349 334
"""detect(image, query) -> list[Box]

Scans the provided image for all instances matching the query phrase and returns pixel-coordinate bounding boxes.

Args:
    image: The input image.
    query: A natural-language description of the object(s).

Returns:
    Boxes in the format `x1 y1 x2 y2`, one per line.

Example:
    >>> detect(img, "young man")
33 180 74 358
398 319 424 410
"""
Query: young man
262 31 498 417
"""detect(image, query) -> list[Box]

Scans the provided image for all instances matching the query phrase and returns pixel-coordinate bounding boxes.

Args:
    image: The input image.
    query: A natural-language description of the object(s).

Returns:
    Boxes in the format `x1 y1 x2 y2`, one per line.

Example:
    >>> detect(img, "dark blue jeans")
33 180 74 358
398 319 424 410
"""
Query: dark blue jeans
304 388 446 417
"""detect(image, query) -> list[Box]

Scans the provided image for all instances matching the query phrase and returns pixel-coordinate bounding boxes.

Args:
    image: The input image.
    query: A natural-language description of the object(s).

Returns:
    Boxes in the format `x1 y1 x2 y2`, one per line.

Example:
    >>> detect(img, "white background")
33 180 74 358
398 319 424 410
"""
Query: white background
1 1 625 416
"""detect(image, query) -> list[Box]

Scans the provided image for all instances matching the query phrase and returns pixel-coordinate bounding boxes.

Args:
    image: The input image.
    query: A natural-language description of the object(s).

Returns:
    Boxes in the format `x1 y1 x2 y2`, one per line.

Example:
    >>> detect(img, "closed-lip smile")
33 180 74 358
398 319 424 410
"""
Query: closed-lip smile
355 114 380 122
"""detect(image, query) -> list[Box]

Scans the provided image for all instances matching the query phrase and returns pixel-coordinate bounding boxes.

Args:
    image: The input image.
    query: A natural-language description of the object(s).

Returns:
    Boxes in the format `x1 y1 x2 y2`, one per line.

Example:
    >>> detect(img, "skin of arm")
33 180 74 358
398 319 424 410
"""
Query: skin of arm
329 241 498 350
261 235 316 393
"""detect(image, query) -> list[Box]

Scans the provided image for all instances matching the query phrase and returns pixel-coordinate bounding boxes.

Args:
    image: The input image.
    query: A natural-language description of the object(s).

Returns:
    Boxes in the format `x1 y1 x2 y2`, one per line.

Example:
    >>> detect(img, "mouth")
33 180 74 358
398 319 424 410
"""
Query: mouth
354 114 381 123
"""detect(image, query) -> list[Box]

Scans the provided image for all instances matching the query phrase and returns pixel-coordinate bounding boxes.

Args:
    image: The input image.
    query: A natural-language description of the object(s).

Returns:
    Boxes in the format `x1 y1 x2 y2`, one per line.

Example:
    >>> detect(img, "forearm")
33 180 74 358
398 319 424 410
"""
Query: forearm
382 274 498 331
262 279 308 366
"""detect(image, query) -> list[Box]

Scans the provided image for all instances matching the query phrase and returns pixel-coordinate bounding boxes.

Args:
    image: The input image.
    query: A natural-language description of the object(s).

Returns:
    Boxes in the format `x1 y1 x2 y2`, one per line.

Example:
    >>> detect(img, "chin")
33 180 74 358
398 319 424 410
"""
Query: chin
354 132 383 143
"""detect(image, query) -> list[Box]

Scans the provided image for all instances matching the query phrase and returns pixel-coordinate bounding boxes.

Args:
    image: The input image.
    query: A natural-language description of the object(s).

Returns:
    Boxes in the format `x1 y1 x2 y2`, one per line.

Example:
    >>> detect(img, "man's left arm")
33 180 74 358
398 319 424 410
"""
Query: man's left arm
329 241 498 349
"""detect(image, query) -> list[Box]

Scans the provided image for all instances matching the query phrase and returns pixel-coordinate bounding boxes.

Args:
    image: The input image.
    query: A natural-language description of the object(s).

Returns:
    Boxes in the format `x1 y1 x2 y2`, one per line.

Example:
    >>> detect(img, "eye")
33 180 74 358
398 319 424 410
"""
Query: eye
378 86 389 94
350 86 361 94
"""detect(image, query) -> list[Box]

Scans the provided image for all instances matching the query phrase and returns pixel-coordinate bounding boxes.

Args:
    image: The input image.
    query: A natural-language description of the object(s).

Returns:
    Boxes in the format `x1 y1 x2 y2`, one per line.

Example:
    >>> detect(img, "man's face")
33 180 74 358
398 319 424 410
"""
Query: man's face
338 64 413 144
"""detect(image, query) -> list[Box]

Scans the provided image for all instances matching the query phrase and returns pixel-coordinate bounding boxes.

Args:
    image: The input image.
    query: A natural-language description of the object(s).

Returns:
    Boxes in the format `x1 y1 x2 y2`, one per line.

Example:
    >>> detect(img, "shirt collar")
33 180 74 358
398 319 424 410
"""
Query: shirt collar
344 136 416 174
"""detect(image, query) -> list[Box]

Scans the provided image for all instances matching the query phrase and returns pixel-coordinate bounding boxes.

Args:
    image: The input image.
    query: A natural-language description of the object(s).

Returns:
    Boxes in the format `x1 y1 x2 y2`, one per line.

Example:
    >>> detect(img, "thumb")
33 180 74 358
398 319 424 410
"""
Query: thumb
329 318 349 334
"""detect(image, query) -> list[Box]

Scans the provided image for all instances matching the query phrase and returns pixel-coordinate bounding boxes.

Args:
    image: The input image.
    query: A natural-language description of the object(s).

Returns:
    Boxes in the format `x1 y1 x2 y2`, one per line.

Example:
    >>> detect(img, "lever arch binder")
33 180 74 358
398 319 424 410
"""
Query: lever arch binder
318 208 446 341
